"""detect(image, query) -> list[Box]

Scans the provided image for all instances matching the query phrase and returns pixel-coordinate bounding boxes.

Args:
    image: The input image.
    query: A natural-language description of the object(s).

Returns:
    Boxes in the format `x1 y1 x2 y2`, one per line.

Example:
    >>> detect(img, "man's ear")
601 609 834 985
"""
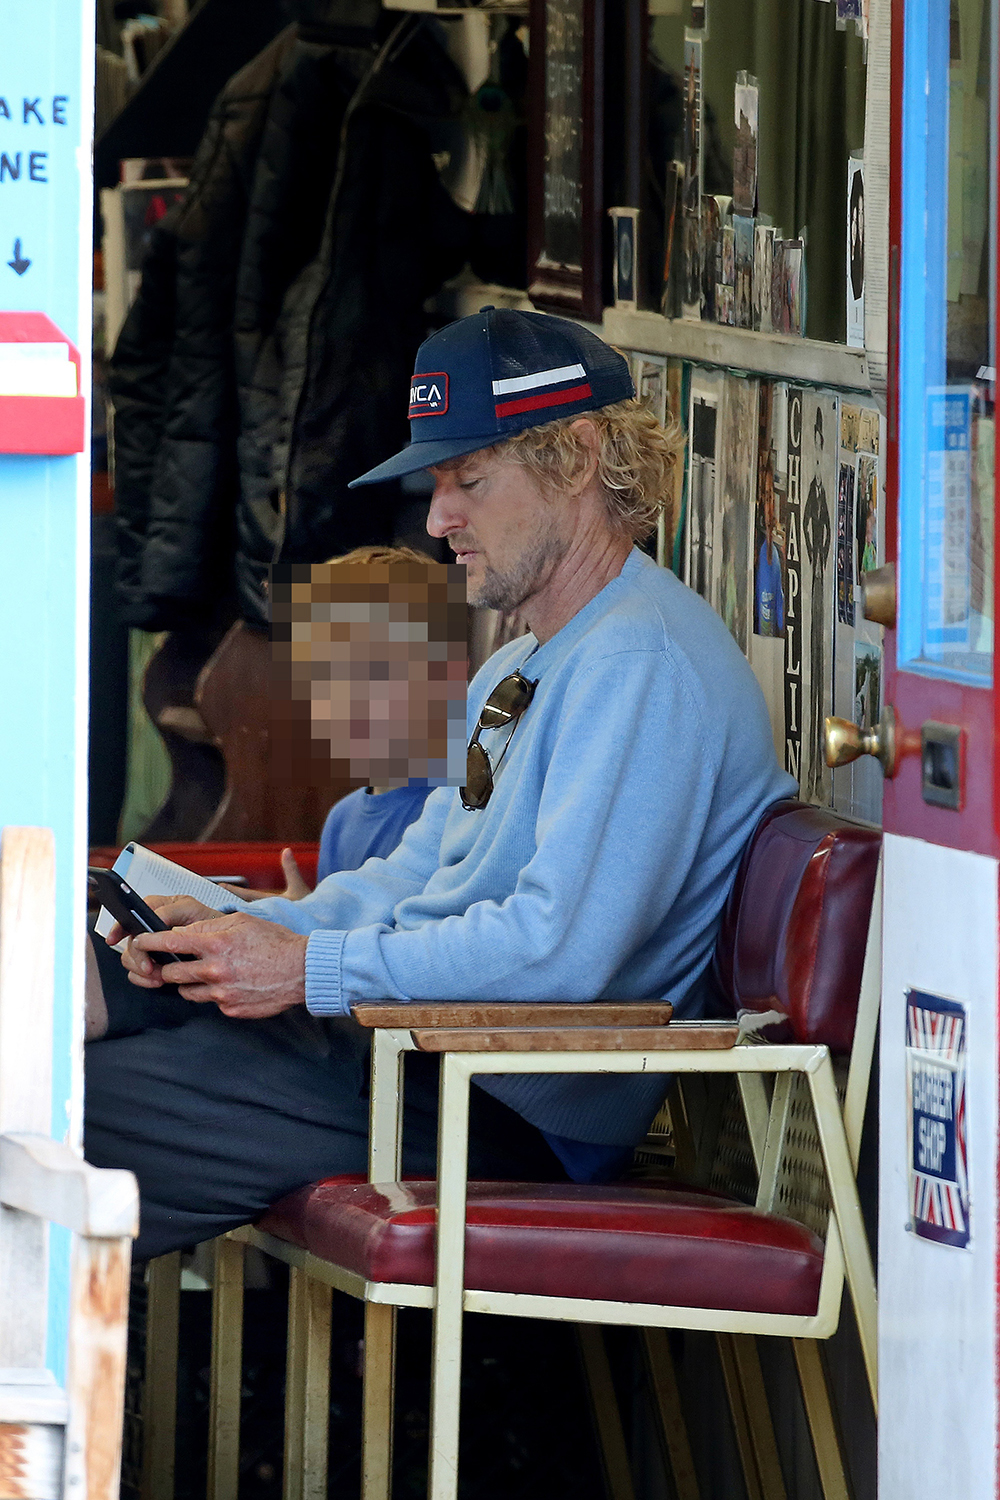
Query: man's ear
568 417 600 495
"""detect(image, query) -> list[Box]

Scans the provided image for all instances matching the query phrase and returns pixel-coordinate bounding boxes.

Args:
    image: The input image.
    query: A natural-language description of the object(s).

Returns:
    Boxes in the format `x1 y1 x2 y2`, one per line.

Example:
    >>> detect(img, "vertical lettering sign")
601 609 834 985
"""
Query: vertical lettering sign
906 989 970 1249
542 0 584 271
783 388 803 784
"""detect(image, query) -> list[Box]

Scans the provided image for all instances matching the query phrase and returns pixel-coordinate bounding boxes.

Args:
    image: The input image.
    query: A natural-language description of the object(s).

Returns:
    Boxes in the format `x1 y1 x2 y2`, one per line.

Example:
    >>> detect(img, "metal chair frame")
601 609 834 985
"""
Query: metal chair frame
218 860 881 1500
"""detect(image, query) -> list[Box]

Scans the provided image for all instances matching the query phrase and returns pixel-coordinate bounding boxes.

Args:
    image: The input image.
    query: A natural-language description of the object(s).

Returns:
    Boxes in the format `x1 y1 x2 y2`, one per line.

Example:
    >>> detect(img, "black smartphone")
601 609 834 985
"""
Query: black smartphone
87 868 195 965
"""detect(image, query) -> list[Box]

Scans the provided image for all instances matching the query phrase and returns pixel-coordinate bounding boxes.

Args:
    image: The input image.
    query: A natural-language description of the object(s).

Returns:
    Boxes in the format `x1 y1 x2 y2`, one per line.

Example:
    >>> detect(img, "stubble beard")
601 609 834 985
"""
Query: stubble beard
466 525 569 613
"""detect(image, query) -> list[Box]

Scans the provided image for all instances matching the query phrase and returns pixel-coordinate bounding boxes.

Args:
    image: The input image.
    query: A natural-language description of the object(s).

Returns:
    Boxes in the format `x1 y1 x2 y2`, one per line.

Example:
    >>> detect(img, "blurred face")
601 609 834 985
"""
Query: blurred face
305 621 466 785
427 449 573 613
270 563 467 788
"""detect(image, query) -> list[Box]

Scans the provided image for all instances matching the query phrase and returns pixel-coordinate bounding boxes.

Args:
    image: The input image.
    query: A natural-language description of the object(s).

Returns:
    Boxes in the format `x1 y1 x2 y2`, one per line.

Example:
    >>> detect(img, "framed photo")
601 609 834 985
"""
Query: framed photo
528 0 605 322
609 208 639 308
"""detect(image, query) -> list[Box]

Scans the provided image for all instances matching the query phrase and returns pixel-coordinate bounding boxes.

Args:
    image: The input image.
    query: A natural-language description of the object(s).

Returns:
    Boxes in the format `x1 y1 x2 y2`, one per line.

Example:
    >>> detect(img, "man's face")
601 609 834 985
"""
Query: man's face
427 448 572 612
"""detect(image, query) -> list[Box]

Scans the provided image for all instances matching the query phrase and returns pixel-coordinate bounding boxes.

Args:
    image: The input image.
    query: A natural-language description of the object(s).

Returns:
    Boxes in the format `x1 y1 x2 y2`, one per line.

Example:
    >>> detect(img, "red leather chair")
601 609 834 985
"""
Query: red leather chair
218 801 880 1500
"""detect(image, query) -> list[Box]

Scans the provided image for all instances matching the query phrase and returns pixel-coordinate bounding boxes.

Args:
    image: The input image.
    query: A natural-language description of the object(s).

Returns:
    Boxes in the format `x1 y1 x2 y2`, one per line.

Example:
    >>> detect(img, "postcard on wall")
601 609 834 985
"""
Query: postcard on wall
686 368 724 602
715 373 759 655
661 360 688 570
700 194 722 321
770 241 786 333
783 240 805 336
631 353 668 426
681 34 704 320
753 382 787 640
836 461 856 626
847 156 865 348
749 382 788 764
661 161 684 316
754 225 775 332
732 73 759 217
733 215 755 329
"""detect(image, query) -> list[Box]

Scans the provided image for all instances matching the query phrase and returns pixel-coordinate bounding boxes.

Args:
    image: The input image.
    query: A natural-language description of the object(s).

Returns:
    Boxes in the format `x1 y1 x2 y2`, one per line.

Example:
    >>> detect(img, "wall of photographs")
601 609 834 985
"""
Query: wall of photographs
628 352 884 826
645 0 868 346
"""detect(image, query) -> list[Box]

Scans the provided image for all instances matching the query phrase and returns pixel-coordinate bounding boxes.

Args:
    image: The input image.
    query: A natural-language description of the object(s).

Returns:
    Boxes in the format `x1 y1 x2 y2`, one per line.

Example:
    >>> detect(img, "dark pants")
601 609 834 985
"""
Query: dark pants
84 934 565 1260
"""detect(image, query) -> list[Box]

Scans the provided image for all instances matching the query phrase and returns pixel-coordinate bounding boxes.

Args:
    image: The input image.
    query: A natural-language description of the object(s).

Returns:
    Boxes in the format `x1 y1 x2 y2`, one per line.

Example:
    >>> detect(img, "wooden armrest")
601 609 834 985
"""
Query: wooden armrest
352 1001 674 1029
0 1133 139 1238
410 1022 740 1053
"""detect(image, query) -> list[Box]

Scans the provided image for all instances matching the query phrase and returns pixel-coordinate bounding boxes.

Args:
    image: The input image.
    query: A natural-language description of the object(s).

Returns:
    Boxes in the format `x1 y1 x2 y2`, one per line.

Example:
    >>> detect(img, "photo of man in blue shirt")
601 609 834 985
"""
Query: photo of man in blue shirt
754 451 785 637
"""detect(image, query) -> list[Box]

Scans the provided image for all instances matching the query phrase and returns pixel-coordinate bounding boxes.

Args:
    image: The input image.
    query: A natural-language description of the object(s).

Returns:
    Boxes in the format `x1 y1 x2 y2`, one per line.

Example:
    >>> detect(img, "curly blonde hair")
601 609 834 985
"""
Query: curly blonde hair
491 398 684 543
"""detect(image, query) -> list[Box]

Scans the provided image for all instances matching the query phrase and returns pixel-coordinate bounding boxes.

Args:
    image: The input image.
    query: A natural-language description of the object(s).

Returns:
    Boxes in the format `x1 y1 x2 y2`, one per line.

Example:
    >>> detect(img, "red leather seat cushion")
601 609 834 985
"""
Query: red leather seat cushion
88 840 320 892
258 1179 824 1317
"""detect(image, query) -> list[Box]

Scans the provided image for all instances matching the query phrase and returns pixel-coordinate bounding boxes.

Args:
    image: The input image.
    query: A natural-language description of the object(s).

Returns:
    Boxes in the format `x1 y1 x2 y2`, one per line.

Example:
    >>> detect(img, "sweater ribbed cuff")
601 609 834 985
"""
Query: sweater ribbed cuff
304 929 349 1016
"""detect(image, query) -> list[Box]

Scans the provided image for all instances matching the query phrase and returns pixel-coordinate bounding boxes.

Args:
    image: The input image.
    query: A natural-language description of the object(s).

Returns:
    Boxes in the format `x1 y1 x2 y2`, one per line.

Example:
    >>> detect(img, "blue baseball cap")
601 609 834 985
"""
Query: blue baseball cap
348 307 635 488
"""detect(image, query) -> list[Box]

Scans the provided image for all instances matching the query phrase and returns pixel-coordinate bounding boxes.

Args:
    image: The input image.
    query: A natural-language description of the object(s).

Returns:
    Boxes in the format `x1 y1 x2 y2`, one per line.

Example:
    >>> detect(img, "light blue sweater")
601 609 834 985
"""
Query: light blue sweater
251 549 796 1145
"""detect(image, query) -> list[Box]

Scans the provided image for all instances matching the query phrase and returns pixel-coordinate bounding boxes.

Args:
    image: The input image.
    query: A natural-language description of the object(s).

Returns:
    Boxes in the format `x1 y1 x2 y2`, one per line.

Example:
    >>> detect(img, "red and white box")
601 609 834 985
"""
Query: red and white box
0 311 86 456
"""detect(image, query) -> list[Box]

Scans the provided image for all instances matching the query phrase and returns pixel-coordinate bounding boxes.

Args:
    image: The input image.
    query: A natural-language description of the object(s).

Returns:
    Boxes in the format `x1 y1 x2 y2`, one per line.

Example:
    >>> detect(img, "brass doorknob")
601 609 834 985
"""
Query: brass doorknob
825 704 897 777
860 563 896 628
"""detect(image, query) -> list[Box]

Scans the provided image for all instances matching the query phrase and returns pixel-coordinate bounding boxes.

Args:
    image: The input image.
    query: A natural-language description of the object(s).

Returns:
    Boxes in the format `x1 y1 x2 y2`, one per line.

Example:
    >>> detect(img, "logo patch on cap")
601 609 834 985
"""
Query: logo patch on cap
409 371 449 418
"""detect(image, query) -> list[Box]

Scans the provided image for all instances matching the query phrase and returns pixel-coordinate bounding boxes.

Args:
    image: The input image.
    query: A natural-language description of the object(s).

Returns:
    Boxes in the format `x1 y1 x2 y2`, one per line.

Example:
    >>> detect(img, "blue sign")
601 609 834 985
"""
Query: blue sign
906 989 970 1249
0 6 94 1383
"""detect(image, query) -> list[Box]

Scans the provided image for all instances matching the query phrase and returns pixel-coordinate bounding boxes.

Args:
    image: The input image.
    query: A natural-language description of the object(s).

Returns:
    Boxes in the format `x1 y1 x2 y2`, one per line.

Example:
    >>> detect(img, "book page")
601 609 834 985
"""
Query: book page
94 843 248 947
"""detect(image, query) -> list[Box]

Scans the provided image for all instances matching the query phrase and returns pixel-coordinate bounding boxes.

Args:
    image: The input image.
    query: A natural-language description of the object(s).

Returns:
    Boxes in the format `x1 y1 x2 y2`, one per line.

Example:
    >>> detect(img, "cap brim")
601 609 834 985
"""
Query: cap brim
348 434 500 488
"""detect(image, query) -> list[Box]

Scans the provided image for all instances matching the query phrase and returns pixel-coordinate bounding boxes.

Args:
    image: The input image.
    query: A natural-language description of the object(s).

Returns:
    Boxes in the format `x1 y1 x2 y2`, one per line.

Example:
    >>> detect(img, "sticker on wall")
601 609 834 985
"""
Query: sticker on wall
905 989 970 1249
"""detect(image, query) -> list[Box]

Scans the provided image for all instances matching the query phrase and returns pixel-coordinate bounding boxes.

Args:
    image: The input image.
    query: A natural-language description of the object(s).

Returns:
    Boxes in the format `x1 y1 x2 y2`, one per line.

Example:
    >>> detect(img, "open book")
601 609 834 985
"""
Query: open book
94 843 249 949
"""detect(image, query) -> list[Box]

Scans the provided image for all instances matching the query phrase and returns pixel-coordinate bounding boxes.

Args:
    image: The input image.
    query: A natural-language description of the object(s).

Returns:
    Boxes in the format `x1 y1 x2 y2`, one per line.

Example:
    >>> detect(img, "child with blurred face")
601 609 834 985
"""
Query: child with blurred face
264 547 468 896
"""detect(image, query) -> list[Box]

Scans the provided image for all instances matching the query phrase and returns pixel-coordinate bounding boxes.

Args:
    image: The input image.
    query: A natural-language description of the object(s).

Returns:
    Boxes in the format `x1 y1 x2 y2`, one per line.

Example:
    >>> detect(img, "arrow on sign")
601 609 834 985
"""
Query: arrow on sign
7 240 30 275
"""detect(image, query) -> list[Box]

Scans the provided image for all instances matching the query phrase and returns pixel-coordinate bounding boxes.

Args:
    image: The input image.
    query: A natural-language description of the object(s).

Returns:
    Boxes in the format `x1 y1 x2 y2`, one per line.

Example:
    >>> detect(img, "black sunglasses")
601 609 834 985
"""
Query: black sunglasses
461 669 538 810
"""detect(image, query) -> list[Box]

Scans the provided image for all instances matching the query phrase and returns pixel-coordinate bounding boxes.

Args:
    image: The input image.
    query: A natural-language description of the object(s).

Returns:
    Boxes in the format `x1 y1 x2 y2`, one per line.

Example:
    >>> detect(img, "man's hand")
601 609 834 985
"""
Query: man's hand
118 898 309 1020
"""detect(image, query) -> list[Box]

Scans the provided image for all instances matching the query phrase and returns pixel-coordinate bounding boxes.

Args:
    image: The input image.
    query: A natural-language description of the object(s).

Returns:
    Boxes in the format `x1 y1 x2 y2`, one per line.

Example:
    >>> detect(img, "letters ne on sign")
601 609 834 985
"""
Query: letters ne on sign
0 96 69 187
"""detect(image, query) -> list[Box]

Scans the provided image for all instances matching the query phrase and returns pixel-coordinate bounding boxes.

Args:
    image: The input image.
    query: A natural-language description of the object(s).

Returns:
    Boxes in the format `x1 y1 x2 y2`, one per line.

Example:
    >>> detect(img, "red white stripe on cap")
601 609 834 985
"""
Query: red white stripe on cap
492 362 592 419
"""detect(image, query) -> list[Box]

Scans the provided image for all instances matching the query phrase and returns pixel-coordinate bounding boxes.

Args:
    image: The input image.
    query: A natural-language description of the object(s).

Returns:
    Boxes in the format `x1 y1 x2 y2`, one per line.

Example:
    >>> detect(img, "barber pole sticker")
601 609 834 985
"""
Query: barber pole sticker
905 989 970 1249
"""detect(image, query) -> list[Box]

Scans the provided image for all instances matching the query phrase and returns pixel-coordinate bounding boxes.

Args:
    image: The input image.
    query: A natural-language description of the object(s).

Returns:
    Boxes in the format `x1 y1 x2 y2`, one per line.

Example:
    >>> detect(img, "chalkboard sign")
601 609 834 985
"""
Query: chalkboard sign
528 0 604 321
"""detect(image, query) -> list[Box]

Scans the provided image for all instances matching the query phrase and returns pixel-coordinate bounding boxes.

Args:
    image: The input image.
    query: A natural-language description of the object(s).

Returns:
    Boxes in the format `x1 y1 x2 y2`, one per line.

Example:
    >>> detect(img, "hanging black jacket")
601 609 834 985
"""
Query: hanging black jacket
110 2 469 630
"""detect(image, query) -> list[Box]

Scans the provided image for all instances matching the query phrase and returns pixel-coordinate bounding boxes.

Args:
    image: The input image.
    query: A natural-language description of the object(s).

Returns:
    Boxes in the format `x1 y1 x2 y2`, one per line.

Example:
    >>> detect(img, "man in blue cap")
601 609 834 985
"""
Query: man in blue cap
86 308 795 1256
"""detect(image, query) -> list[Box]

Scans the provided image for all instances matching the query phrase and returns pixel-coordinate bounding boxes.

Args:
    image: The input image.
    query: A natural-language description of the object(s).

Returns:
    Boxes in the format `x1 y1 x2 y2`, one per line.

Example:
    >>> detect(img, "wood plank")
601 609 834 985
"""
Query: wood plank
0 1422 63 1498
602 309 872 392
353 1002 674 1030
0 1371 67 1426
410 1025 739 1053
0 1135 138 1239
62 1236 132 1500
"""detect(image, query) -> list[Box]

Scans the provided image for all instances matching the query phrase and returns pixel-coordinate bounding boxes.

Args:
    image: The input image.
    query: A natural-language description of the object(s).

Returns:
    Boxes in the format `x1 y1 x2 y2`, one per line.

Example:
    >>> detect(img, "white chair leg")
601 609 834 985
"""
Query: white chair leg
283 1265 332 1500
578 1324 636 1500
716 1333 787 1500
642 1328 700 1500
792 1339 852 1500
361 1301 397 1500
427 1055 472 1500
207 1235 244 1500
